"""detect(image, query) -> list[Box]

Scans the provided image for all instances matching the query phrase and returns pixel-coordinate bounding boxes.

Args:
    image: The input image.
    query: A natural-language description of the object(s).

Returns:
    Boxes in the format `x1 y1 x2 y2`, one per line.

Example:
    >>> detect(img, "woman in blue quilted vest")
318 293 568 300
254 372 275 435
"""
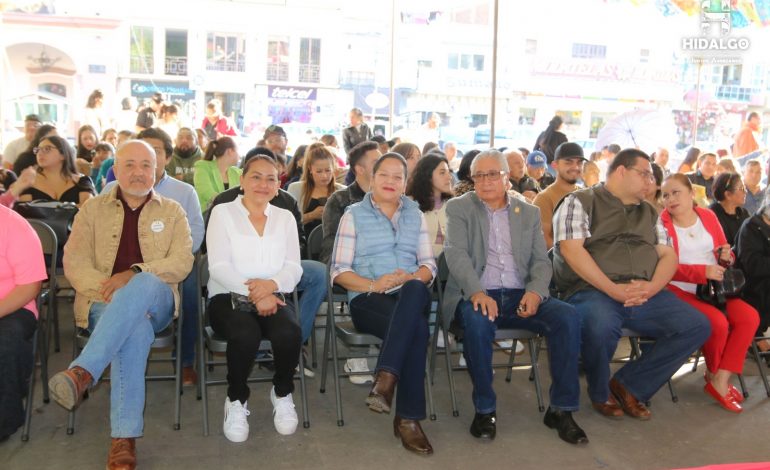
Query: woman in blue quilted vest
330 152 437 455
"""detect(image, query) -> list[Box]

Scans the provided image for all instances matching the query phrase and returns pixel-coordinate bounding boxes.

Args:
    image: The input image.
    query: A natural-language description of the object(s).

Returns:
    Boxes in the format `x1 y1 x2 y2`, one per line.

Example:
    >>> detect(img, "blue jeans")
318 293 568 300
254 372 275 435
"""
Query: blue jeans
298 260 326 344
180 266 198 367
456 289 581 414
567 288 711 404
71 273 174 438
349 280 431 420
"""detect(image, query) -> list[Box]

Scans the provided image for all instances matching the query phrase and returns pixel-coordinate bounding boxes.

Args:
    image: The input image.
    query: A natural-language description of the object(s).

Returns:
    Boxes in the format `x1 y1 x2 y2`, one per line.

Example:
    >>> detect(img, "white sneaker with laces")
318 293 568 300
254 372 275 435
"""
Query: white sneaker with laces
223 397 250 443
270 387 299 435
344 358 373 384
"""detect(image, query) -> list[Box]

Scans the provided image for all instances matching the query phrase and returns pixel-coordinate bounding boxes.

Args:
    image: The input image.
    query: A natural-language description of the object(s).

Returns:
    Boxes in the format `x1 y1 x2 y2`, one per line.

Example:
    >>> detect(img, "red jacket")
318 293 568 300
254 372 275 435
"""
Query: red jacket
201 116 237 137
660 206 733 285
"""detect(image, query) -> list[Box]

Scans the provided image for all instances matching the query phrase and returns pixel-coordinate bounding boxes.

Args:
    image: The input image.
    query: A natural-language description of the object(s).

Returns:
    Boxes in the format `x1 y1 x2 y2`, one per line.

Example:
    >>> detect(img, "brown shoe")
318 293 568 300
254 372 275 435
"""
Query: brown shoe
49 366 93 411
591 395 624 419
182 366 198 387
609 378 651 420
393 416 433 455
107 438 136 470
365 370 397 414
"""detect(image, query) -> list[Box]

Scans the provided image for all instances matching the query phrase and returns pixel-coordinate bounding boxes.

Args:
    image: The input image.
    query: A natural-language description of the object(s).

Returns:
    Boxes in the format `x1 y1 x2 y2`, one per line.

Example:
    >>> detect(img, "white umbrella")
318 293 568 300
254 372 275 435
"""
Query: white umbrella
595 109 677 154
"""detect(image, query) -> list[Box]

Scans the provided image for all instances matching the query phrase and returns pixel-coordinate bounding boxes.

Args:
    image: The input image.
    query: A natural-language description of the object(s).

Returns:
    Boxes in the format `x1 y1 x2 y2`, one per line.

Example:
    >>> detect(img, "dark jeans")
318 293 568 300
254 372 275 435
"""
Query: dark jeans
0 309 36 438
567 288 711 403
207 294 301 402
455 289 581 414
349 280 431 421
180 266 198 367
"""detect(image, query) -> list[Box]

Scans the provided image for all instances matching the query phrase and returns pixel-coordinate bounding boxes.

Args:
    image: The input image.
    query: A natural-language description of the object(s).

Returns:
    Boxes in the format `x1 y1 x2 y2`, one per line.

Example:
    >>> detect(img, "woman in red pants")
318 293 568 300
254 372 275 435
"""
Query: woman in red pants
660 174 758 413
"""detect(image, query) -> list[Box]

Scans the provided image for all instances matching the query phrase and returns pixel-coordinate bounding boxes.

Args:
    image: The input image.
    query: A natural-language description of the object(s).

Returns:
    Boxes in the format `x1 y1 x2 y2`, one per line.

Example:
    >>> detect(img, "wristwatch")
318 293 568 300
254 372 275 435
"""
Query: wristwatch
130 265 142 274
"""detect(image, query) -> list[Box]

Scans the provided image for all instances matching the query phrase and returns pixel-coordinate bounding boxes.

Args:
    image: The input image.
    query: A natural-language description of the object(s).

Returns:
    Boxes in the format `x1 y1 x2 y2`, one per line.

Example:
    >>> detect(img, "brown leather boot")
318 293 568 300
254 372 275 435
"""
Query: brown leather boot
365 370 397 413
107 438 136 470
393 416 433 455
48 366 93 411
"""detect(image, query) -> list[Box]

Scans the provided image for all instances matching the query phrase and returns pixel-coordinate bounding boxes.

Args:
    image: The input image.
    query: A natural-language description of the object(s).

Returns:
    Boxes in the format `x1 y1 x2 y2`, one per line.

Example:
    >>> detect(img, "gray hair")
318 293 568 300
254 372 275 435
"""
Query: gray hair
350 107 363 117
470 149 509 175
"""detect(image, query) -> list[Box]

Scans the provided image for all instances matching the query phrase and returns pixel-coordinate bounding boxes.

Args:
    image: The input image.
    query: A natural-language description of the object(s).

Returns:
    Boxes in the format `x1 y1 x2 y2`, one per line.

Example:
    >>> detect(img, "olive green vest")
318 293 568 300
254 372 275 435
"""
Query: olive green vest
553 185 660 300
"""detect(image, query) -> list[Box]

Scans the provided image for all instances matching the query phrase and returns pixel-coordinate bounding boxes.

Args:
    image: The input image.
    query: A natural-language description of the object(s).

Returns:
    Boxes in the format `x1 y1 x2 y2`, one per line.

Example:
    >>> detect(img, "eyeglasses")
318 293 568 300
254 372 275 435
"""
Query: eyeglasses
627 167 655 182
471 170 506 182
33 145 57 155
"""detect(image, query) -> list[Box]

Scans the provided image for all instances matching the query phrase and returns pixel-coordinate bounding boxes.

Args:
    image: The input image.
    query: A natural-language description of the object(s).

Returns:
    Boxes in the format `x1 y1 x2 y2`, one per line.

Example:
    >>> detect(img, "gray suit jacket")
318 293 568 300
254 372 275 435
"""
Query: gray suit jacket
442 191 552 329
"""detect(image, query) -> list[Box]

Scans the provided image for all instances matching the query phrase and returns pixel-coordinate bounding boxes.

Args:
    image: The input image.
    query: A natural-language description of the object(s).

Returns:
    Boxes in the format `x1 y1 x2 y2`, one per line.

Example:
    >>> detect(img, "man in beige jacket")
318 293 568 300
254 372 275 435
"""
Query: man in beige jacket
48 140 193 470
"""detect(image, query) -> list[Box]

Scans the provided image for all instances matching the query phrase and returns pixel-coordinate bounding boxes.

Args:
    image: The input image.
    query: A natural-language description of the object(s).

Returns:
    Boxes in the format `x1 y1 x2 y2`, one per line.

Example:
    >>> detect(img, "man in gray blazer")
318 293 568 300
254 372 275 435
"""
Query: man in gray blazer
443 149 586 445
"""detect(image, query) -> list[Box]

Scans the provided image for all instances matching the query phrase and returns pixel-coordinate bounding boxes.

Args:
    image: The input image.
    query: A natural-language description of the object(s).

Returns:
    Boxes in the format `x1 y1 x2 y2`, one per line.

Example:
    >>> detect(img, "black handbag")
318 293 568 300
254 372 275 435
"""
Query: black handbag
696 248 745 309
14 200 78 246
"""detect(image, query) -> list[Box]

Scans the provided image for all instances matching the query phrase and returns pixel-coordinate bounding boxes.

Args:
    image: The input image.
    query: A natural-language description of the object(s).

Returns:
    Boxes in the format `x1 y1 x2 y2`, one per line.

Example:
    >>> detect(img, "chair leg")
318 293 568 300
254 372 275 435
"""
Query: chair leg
329 310 344 426
21 330 39 442
504 340 517 383
66 327 78 435
751 341 770 397
51 288 61 353
320 302 332 394
38 307 50 404
737 373 749 398
527 338 545 412
691 349 702 372
298 350 310 429
424 360 436 421
667 379 678 403
199 302 210 436
174 320 183 431
443 326 459 417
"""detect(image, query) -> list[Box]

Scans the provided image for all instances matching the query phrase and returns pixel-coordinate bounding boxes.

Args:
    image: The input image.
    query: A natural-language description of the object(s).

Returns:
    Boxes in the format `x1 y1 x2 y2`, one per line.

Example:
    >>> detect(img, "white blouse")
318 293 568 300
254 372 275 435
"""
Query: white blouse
206 196 303 298
671 217 715 294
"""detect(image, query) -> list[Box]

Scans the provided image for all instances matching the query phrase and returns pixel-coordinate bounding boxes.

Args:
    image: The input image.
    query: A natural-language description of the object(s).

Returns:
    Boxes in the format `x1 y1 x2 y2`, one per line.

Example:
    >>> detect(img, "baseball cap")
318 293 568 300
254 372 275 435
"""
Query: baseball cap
263 125 287 139
526 151 547 168
554 142 586 161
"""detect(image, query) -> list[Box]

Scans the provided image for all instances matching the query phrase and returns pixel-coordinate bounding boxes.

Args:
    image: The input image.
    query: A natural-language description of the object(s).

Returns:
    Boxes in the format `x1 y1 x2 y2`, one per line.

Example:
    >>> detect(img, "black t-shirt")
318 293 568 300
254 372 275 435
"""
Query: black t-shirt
709 202 748 247
136 108 157 129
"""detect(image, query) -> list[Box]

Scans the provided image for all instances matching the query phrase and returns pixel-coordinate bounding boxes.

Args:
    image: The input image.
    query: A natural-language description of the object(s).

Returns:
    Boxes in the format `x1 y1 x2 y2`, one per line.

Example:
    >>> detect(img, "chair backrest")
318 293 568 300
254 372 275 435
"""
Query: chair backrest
307 224 323 261
197 253 209 288
28 219 58 280
437 252 449 284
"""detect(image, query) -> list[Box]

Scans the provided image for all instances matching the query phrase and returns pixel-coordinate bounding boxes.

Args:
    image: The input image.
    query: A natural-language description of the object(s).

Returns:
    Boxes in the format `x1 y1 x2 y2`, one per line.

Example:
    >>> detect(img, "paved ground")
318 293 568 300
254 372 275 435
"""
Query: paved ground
4 302 770 470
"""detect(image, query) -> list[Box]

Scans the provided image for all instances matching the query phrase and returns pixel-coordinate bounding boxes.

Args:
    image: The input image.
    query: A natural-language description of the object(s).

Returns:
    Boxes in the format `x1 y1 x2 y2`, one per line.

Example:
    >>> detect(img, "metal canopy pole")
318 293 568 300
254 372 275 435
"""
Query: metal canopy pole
490 0 500 148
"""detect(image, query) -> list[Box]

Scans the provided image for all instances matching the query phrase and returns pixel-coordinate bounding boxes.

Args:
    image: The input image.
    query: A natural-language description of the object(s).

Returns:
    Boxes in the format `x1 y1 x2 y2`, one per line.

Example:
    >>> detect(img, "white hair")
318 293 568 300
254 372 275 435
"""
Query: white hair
470 149 509 174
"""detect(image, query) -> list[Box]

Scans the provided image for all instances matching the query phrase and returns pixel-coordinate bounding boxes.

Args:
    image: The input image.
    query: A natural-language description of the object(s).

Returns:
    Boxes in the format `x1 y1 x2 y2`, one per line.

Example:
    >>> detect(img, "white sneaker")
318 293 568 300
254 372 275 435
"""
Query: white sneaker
497 340 526 355
223 397 250 443
344 358 373 384
458 355 467 367
437 328 454 348
270 387 298 435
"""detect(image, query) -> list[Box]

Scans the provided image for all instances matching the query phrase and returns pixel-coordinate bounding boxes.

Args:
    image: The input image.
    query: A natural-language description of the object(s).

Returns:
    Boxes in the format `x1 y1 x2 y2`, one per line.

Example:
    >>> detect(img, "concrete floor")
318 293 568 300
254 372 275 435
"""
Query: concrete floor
4 301 770 470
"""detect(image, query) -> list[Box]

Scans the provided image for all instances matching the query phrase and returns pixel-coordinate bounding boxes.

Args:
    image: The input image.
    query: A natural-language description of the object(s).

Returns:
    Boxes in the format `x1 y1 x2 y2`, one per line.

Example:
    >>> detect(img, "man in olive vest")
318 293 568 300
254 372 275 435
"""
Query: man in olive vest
552 148 710 421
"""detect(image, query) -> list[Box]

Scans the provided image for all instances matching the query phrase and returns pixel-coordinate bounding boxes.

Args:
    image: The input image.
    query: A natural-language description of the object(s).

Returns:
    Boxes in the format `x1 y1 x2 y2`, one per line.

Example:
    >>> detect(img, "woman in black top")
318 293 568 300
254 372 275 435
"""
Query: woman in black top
709 172 748 247
76 125 99 162
19 135 95 207
533 115 568 164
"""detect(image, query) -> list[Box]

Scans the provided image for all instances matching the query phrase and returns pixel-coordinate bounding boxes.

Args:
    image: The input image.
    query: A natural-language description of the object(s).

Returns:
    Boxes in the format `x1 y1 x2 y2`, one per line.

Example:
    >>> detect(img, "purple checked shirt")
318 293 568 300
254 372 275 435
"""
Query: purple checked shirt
479 200 525 290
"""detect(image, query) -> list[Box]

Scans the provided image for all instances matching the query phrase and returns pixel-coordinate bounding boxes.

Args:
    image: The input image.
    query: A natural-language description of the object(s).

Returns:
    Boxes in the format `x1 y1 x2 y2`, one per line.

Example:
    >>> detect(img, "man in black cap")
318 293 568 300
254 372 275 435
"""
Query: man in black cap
533 142 587 249
135 92 163 132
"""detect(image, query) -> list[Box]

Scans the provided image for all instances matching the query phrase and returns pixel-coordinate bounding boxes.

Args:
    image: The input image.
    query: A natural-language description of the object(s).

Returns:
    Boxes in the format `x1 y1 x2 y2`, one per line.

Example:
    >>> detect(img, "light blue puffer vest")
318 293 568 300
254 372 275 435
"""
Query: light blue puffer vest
347 193 422 300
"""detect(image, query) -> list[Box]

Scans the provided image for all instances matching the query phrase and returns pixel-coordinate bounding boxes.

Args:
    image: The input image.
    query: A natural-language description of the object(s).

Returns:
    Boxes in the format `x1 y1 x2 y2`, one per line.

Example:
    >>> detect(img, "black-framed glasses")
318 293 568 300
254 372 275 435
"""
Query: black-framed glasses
33 145 56 155
627 167 654 182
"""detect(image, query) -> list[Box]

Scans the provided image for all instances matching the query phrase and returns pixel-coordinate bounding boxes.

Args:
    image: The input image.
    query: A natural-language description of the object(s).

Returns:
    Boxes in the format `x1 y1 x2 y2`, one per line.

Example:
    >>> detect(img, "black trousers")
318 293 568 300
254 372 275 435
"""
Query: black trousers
0 309 36 438
207 294 301 402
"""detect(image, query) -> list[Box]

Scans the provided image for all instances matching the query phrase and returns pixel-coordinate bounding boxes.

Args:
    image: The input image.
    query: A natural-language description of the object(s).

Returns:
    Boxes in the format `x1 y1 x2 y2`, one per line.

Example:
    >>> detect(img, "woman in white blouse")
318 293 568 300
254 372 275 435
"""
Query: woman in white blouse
206 155 303 442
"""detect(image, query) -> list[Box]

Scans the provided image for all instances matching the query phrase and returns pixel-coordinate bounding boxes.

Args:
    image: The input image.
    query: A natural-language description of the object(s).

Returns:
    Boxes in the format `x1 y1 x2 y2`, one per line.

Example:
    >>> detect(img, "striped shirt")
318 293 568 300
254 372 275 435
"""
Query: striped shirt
553 193 671 246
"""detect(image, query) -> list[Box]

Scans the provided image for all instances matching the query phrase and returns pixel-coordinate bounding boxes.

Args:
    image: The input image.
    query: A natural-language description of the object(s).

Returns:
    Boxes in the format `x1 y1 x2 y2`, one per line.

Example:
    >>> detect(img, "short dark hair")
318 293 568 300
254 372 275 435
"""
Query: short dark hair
348 141 379 169
137 127 173 157
371 135 387 144
24 114 41 123
607 144 621 154
608 148 650 175
372 152 407 179
713 172 742 202
749 112 760 121
457 149 481 182
95 142 115 155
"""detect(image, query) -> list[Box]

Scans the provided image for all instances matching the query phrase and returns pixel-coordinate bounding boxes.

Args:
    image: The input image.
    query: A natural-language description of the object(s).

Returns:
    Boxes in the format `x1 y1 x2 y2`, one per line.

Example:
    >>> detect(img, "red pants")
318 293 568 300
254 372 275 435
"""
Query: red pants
669 285 759 374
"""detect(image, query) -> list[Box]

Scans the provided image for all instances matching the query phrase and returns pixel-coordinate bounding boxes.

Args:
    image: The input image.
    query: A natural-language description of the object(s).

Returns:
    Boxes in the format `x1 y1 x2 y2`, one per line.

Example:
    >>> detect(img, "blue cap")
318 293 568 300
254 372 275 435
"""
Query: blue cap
526 151 547 168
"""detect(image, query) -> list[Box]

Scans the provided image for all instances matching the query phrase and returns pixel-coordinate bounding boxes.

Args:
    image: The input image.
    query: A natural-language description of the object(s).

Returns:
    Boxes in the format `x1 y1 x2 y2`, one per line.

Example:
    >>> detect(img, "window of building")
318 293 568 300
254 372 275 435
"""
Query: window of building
165 29 187 76
640 48 649 63
206 32 246 72
571 43 606 59
267 37 290 81
299 37 321 83
525 39 537 55
447 53 484 71
130 26 154 74
721 64 742 85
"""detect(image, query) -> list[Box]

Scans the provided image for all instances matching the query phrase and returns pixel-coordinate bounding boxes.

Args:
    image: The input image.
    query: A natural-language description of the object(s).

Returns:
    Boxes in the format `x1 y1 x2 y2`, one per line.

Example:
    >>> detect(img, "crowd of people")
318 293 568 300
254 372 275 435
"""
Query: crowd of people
2 102 770 469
